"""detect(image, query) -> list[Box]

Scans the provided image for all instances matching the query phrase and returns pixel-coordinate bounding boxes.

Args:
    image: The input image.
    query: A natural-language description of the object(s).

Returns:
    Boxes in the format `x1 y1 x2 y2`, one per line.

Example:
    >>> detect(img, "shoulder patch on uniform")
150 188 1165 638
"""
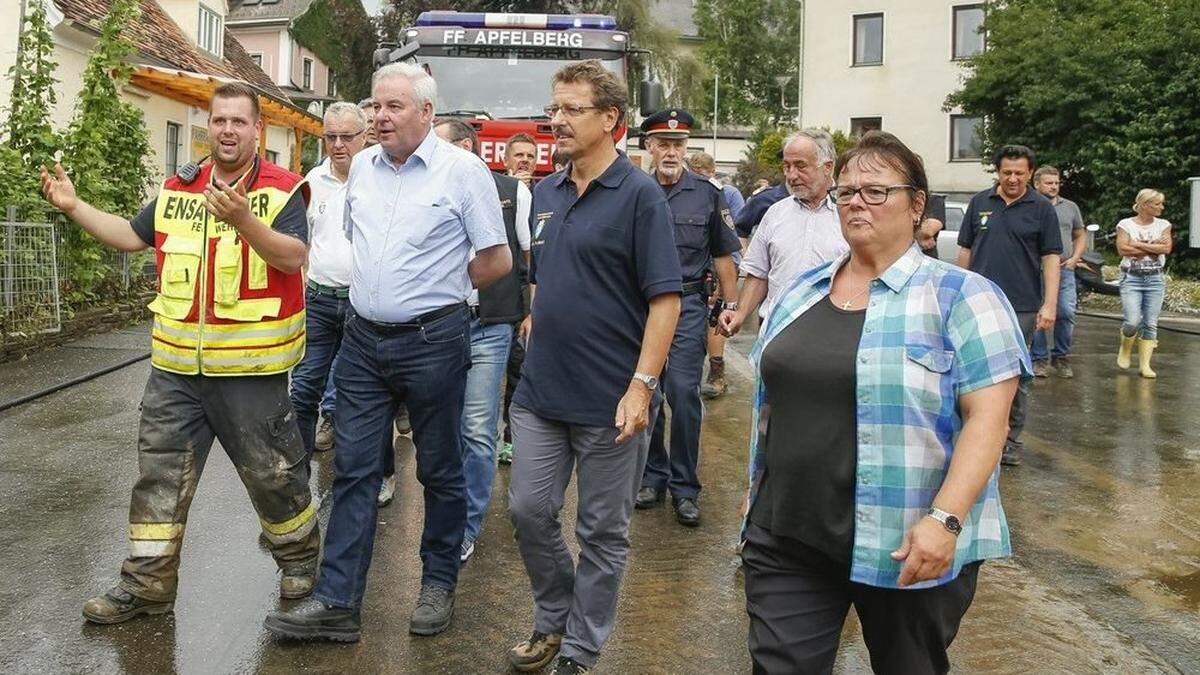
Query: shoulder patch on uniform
721 208 734 229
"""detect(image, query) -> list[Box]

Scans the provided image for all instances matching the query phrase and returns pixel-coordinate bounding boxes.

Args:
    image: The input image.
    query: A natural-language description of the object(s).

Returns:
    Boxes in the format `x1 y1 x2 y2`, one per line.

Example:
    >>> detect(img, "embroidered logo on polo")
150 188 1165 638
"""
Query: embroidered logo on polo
534 211 554 239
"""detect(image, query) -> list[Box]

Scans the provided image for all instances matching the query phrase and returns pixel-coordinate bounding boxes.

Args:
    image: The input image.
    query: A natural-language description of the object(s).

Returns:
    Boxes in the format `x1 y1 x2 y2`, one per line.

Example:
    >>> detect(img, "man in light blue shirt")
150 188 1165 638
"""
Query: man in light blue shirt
266 62 511 643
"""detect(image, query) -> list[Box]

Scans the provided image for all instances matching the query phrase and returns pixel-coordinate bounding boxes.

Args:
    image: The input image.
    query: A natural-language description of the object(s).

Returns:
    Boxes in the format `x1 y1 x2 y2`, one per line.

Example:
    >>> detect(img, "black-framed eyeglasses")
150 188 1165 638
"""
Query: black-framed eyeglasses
829 184 916 205
323 130 365 145
543 104 602 118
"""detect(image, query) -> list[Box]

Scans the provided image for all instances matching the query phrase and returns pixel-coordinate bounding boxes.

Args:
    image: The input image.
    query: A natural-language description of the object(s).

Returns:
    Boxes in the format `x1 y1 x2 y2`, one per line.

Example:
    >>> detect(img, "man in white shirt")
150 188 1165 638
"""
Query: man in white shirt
290 102 366 463
718 129 847 336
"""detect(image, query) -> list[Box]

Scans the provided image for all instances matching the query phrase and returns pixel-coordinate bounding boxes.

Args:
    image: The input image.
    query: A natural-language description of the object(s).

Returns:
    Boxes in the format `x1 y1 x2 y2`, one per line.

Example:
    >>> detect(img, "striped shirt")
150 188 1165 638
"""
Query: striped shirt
747 244 1032 589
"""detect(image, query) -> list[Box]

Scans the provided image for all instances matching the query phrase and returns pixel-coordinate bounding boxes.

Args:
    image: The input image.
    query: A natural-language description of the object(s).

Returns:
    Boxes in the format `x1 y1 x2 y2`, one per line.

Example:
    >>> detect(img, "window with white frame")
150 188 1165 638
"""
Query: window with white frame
198 5 223 57
853 13 884 66
249 53 263 68
953 5 986 59
165 122 182 176
303 58 313 90
950 115 983 160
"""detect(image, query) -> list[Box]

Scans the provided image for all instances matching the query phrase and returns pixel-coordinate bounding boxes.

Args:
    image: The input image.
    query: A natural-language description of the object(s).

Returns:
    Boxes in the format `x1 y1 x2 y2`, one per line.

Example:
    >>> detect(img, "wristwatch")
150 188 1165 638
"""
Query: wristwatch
632 372 659 391
926 507 962 536
724 301 739 312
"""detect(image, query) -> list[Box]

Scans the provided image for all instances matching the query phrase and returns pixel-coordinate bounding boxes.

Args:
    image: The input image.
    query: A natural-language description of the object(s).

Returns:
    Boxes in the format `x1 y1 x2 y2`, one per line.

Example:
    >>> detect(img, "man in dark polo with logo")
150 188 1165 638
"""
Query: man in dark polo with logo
505 60 681 674
633 108 740 527
957 144 1061 467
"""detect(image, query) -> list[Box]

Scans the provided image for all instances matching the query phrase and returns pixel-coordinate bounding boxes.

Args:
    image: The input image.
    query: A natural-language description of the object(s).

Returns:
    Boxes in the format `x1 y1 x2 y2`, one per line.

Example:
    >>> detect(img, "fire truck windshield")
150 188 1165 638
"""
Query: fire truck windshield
419 52 624 119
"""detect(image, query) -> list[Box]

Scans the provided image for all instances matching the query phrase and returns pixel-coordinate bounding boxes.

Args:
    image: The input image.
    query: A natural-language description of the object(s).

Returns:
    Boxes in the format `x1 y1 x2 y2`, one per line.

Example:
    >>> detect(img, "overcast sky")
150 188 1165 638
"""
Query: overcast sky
360 0 384 17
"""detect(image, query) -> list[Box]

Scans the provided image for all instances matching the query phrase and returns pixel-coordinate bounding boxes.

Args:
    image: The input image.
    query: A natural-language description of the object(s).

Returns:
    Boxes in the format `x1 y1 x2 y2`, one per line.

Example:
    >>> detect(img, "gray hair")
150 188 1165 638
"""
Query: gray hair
357 97 374 109
784 128 836 164
324 101 367 129
373 63 437 111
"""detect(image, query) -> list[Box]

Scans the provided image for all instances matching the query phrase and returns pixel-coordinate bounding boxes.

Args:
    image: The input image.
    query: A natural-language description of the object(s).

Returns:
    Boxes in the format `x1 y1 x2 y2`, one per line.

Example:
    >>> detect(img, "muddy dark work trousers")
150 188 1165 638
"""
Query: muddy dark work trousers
741 523 980 675
119 368 320 602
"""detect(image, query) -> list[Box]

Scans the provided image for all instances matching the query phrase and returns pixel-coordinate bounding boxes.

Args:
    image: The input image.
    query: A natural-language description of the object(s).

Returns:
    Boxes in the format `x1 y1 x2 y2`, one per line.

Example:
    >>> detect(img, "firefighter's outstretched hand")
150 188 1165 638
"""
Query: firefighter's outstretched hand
40 163 78 214
205 179 252 228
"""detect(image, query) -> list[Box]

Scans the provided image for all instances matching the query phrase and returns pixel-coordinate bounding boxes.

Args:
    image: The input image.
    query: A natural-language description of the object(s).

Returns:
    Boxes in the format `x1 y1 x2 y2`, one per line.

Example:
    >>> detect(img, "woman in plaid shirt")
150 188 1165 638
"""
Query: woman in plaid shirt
741 132 1032 674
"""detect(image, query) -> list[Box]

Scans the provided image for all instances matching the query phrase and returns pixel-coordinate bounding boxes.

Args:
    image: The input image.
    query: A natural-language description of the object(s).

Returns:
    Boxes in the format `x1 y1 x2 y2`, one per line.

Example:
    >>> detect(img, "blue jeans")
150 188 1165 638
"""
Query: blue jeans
1120 272 1165 340
289 289 350 454
642 293 708 499
320 358 337 414
1031 268 1077 361
313 306 472 608
461 318 514 544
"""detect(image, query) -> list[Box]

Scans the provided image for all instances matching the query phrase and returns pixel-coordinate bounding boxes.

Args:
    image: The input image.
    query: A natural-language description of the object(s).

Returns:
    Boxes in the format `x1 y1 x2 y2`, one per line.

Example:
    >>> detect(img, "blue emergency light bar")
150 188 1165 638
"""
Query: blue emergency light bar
416 11 618 31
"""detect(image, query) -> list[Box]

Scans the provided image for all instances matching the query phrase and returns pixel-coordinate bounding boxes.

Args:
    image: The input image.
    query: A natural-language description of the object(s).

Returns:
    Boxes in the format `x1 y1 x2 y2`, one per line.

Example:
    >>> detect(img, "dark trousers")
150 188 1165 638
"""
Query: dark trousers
742 523 980 675
1008 311 1038 448
121 368 319 602
313 306 471 608
502 327 526 444
643 293 708 498
289 288 350 454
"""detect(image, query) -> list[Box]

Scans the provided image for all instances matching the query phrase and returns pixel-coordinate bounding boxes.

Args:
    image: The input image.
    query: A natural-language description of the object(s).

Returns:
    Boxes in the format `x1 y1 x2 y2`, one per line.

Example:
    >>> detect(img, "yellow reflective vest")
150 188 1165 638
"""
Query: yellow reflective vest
147 159 308 376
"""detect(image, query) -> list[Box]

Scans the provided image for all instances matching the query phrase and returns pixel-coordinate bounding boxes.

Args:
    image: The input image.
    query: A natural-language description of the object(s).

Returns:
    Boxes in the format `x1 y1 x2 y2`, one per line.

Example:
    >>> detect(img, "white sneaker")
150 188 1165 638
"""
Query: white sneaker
460 539 475 563
377 475 396 507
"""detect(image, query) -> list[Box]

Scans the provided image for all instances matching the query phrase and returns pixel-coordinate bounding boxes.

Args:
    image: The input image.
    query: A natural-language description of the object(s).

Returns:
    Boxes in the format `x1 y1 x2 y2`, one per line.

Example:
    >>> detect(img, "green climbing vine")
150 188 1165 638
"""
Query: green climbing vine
0 0 59 218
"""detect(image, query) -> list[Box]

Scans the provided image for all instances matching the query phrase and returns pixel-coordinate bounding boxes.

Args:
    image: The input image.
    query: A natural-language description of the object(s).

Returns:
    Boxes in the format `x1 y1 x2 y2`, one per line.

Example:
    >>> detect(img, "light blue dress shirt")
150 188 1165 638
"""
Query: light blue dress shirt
343 128 507 322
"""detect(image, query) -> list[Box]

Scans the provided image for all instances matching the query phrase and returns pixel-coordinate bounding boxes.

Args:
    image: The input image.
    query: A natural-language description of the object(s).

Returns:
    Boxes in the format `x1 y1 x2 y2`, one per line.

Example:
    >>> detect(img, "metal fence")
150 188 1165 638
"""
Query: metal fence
1 206 156 339
1 207 62 336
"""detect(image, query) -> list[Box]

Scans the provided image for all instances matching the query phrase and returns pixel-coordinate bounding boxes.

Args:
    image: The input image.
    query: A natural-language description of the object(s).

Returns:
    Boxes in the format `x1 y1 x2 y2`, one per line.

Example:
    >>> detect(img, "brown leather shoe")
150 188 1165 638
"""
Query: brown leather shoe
82 586 173 625
700 357 727 399
509 630 563 671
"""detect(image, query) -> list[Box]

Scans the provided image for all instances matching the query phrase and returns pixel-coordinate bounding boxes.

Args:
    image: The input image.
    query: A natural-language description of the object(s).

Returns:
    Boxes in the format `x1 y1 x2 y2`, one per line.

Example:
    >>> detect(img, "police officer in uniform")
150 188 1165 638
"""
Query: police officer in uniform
634 109 741 526
41 82 320 623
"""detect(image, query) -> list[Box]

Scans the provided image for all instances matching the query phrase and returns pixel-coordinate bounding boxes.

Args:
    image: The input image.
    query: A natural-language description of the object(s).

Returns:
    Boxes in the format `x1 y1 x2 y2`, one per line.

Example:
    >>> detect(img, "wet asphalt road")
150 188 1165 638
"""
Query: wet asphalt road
0 315 1196 674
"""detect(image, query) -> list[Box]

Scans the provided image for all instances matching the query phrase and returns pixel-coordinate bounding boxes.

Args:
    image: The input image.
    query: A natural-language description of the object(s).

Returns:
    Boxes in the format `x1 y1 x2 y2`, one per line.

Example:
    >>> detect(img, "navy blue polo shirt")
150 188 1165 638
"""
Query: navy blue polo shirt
515 152 683 427
734 184 789 238
957 186 1063 312
662 170 742 283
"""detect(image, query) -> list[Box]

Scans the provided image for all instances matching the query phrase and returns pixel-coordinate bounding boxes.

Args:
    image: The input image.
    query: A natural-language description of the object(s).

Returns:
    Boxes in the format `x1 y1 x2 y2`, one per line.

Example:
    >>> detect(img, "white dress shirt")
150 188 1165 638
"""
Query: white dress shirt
343 129 508 322
741 194 848 317
304 159 352 288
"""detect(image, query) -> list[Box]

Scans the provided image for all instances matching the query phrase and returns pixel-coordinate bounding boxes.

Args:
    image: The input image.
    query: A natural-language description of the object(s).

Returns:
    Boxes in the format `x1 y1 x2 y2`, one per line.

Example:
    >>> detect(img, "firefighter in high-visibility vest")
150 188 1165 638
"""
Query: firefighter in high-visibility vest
40 82 320 624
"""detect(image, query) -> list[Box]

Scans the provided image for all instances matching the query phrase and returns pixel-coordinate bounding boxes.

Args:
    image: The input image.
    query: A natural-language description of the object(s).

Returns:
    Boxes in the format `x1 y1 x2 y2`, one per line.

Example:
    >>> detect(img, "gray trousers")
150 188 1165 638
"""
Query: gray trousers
1008 311 1038 447
507 403 654 668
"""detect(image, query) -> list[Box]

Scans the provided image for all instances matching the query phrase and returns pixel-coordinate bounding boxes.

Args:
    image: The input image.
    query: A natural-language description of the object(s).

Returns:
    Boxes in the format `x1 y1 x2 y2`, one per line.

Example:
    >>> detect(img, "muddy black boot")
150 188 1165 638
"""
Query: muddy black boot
700 357 727 399
82 586 174 625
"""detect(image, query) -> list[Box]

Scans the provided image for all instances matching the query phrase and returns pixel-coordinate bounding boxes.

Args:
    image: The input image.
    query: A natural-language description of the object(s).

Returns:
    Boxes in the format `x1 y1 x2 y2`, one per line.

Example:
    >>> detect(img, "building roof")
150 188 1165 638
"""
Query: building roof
53 0 290 100
226 0 316 24
651 0 699 40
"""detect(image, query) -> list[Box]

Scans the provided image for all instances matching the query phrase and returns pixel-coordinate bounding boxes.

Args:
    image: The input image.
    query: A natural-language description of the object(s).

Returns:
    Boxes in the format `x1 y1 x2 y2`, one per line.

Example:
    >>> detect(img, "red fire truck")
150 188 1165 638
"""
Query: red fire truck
376 11 647 177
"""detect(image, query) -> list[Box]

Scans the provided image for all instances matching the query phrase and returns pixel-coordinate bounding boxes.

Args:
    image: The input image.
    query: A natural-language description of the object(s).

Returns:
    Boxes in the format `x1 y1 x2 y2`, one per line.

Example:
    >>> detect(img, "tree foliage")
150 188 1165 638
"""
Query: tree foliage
57 0 153 301
947 0 1200 273
1 0 59 217
694 0 802 126
291 0 377 103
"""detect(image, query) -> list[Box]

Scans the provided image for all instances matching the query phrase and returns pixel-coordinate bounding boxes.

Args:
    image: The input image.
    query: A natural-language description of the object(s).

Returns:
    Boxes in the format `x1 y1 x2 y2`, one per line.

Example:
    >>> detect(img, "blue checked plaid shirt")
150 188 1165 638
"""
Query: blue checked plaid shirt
747 244 1032 589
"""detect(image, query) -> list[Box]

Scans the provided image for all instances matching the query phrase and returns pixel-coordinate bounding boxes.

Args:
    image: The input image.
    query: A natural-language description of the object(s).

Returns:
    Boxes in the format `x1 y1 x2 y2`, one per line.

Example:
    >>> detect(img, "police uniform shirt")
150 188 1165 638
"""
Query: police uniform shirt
734 183 789 239
514 152 682 428
957 186 1062 312
130 181 308 247
661 170 741 283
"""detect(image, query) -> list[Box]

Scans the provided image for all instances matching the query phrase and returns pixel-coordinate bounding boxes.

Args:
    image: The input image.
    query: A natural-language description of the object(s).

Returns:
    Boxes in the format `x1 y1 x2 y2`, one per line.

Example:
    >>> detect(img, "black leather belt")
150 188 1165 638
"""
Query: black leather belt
356 303 465 335
306 280 350 298
681 280 707 296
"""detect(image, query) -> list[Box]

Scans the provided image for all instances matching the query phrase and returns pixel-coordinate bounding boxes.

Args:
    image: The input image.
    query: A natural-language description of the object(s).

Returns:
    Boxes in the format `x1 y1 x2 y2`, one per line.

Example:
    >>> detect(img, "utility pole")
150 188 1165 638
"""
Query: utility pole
797 0 805 127
712 71 719 154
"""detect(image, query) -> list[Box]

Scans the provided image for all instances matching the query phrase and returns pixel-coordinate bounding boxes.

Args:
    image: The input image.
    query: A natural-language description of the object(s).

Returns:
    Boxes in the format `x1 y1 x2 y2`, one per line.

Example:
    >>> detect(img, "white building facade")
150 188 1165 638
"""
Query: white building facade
800 1 992 199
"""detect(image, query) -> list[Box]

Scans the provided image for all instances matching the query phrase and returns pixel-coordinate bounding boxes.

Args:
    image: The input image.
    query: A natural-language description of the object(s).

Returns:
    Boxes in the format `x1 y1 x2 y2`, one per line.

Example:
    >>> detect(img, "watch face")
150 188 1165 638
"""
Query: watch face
945 515 962 533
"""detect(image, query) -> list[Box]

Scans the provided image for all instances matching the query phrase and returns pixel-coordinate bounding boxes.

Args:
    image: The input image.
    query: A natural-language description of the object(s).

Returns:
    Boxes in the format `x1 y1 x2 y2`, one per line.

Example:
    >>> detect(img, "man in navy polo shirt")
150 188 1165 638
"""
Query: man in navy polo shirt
633 108 741 527
505 60 681 674
957 144 1061 467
